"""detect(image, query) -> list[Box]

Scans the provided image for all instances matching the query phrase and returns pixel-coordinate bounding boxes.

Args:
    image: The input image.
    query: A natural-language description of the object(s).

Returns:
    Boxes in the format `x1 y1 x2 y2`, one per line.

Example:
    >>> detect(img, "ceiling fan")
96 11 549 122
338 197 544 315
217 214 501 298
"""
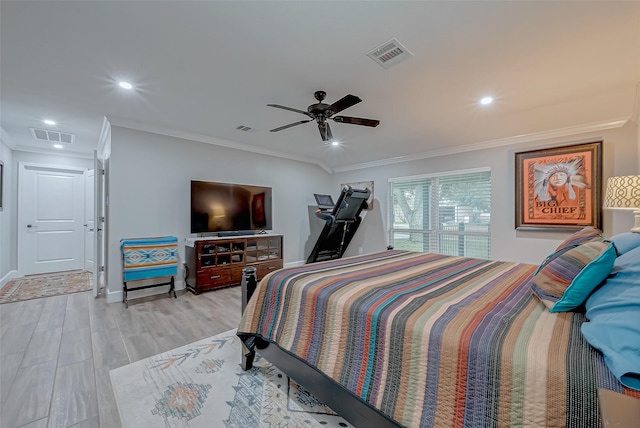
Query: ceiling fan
267 90 380 142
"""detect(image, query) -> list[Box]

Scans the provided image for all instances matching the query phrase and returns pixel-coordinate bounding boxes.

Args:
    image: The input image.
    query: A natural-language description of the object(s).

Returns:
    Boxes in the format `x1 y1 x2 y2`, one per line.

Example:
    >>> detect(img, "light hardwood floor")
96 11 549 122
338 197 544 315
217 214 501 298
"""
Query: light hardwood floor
0 286 241 428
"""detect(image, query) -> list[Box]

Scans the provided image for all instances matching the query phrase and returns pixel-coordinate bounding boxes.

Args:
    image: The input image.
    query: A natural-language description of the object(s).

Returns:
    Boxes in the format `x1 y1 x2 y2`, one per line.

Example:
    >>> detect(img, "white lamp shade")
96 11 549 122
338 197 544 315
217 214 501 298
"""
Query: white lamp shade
604 175 640 233
603 175 640 210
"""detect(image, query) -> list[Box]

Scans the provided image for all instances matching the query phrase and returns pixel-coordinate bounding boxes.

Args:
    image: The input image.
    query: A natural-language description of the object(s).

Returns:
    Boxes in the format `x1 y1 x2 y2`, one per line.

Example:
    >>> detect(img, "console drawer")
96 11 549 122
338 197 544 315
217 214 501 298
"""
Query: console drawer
255 260 283 279
197 269 232 289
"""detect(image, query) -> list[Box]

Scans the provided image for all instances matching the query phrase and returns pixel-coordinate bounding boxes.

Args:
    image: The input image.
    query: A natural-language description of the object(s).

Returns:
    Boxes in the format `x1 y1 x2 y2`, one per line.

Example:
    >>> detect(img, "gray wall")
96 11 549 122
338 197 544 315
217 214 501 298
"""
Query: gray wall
0 139 14 284
336 121 639 264
5 120 635 297
106 126 334 299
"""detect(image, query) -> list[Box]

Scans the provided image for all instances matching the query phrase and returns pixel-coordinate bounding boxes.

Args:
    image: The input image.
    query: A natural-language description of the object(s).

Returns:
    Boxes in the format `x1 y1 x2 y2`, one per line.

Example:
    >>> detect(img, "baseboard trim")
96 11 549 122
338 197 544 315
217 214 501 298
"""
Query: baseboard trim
106 279 186 304
104 263 308 304
0 270 18 288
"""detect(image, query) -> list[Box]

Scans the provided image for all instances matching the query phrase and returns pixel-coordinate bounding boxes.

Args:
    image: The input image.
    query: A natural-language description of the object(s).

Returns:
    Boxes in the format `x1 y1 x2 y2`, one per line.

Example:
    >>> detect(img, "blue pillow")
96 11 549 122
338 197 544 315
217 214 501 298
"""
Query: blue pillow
530 240 617 312
610 232 640 256
581 246 640 391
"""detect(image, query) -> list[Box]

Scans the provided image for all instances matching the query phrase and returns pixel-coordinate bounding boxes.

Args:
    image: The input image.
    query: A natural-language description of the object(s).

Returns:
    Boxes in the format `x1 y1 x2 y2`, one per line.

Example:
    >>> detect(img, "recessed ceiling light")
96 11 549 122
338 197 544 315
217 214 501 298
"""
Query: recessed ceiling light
480 96 494 105
53 144 63 149
43 119 56 125
118 81 133 90
330 141 340 146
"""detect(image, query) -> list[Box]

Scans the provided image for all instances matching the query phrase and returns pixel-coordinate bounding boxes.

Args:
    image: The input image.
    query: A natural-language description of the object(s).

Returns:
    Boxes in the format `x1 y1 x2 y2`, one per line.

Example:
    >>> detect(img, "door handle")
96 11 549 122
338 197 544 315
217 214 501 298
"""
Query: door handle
27 224 37 228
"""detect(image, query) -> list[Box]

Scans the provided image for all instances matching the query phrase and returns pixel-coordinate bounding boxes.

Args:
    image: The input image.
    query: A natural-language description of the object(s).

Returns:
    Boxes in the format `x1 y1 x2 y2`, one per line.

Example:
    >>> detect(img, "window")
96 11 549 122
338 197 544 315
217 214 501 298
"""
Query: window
389 168 491 258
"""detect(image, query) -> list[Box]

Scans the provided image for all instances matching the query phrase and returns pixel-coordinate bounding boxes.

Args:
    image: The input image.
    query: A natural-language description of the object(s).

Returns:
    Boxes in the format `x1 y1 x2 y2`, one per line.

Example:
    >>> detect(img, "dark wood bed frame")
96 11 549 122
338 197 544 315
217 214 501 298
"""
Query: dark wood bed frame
239 266 640 428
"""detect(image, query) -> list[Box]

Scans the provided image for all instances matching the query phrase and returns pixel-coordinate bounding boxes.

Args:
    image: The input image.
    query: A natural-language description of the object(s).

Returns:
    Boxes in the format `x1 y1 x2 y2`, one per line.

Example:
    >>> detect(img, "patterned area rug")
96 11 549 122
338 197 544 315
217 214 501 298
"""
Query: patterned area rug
0 270 92 304
110 329 352 428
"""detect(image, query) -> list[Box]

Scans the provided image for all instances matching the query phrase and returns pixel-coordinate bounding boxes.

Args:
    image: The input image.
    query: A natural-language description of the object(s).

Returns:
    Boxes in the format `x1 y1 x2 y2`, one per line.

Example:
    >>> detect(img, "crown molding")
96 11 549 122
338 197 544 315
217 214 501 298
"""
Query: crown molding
9 144 93 159
0 126 18 150
333 118 630 173
107 117 333 174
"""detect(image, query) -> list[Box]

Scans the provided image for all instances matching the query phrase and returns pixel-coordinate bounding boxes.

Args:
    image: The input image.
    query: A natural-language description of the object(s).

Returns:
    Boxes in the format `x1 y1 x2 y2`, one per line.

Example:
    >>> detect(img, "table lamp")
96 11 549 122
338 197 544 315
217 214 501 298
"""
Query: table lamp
603 175 640 233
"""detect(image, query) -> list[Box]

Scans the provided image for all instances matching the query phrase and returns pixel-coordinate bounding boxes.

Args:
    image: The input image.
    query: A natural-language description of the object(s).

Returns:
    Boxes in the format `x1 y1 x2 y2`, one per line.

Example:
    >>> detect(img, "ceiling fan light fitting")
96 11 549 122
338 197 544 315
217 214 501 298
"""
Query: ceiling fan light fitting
267 90 379 143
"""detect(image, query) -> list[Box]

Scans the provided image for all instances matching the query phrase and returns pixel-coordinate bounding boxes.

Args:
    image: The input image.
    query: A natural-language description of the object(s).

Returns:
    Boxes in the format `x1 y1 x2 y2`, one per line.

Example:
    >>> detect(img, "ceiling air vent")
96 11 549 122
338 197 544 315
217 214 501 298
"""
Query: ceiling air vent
366 38 413 69
30 128 75 144
236 125 255 132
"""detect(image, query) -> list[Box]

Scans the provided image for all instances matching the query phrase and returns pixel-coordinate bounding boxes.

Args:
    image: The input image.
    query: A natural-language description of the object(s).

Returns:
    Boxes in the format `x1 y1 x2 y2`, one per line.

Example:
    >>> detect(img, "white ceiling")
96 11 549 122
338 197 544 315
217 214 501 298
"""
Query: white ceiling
1 1 639 172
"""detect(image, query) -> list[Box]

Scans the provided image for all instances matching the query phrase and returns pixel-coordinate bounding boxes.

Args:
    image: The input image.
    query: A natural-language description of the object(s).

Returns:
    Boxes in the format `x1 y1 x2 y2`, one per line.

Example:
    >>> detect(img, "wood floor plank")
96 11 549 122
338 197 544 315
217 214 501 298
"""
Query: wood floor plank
63 307 90 332
0 301 25 336
17 299 47 325
0 352 23 406
18 417 49 428
47 359 98 428
21 327 63 368
0 360 56 428
0 321 37 356
1 284 244 428
42 294 69 309
115 308 151 337
95 363 125 428
34 302 66 332
87 300 121 332
66 291 89 310
91 328 128 369
122 332 162 362
67 415 99 428
58 327 92 367
153 332 190 353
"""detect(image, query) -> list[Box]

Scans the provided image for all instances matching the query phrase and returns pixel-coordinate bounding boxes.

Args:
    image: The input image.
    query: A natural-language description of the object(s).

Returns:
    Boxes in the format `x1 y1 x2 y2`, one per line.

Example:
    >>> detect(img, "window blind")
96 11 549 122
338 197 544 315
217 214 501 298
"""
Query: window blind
389 169 491 258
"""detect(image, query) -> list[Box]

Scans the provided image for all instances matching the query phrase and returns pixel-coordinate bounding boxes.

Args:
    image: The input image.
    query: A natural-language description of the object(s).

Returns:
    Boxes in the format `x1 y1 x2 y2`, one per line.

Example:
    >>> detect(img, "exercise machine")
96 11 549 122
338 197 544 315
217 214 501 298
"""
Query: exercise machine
307 185 371 264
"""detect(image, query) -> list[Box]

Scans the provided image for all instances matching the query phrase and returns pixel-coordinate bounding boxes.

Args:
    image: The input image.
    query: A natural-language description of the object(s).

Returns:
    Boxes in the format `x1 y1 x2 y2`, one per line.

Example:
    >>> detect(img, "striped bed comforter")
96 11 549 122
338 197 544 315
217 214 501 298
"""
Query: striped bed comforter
238 250 637 427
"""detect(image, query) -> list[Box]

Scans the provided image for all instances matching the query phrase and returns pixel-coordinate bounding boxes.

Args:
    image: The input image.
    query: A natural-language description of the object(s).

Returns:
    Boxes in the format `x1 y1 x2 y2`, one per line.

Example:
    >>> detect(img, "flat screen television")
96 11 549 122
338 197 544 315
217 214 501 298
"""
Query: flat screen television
190 180 272 235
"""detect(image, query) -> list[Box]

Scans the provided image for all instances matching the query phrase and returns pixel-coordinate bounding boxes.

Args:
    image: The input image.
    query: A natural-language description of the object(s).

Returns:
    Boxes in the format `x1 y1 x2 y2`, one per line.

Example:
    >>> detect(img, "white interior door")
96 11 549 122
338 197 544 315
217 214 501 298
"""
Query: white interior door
19 163 85 275
84 169 95 273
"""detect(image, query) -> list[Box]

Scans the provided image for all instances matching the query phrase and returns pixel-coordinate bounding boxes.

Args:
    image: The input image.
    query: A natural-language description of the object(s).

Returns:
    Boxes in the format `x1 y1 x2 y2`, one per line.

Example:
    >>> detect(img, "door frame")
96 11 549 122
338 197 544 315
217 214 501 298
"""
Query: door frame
84 168 95 274
93 152 106 297
17 162 88 277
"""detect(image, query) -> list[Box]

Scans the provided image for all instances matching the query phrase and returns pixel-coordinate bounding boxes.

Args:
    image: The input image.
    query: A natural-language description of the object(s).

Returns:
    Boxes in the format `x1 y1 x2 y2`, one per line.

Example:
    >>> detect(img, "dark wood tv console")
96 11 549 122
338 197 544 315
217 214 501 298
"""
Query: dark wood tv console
185 234 283 294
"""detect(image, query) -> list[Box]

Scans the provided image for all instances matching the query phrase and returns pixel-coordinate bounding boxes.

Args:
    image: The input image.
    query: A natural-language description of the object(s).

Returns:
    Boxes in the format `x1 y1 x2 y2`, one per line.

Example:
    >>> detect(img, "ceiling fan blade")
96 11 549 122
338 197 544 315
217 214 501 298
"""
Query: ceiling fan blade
329 94 362 115
318 122 333 141
269 120 312 132
267 104 312 117
332 116 380 127
325 122 333 141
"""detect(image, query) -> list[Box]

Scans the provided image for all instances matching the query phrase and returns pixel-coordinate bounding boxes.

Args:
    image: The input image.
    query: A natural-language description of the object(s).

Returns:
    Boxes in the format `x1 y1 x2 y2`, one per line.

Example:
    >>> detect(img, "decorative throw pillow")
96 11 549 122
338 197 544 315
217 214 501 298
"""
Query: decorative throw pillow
610 232 640 256
530 240 617 312
555 226 603 252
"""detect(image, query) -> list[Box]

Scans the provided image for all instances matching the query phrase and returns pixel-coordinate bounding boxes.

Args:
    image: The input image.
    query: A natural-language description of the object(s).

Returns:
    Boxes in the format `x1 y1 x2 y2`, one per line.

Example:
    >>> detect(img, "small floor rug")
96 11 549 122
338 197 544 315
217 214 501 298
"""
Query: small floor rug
0 270 92 304
110 329 352 428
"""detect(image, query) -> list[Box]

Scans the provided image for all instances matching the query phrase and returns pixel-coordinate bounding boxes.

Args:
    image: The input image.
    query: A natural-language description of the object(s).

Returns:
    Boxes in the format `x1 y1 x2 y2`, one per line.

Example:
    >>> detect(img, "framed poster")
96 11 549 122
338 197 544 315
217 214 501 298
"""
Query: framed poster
341 180 374 210
515 141 602 230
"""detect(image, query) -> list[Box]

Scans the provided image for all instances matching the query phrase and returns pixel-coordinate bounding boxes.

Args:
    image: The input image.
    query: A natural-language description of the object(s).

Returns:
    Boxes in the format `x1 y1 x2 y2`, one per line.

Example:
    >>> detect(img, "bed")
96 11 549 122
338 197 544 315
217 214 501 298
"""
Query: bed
238 230 640 427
